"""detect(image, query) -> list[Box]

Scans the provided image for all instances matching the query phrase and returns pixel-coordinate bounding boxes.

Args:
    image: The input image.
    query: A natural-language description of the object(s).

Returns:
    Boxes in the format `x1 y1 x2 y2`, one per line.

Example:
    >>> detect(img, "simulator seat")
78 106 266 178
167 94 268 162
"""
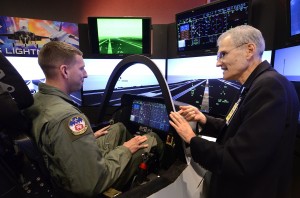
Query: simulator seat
0 52 58 198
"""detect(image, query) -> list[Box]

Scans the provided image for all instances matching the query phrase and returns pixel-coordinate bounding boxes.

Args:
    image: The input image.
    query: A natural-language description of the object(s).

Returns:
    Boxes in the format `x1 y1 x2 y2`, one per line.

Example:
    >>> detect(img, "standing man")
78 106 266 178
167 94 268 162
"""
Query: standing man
169 25 299 198
24 41 161 197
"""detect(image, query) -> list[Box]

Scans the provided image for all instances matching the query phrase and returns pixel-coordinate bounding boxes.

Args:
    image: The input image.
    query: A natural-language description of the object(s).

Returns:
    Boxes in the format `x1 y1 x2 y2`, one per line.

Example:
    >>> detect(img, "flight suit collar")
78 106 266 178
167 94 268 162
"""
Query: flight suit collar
38 83 77 106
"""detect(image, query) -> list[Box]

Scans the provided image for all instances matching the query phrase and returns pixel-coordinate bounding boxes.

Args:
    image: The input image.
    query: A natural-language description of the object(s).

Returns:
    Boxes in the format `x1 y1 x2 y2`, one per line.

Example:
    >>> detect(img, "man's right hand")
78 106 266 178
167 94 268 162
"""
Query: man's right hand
178 105 207 125
94 125 110 139
123 135 148 154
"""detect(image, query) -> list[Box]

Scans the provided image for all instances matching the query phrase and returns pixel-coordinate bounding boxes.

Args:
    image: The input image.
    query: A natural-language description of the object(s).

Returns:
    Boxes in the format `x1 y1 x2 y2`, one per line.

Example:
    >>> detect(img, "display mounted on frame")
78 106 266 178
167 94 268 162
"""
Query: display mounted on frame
88 16 152 58
0 16 79 57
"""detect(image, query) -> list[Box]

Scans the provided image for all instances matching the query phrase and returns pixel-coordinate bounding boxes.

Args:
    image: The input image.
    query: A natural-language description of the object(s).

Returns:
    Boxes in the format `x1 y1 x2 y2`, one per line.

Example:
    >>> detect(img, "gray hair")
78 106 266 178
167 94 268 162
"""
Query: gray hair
217 25 265 57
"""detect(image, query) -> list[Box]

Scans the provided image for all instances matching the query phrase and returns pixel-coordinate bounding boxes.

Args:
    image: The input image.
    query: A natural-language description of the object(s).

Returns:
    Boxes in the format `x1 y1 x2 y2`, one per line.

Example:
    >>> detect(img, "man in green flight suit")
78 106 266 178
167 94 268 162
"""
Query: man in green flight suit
24 41 163 197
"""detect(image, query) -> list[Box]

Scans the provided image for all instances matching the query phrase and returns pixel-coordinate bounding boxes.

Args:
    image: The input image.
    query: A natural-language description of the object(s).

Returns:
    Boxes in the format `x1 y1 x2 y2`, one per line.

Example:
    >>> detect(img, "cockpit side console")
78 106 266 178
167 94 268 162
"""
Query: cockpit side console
115 94 185 169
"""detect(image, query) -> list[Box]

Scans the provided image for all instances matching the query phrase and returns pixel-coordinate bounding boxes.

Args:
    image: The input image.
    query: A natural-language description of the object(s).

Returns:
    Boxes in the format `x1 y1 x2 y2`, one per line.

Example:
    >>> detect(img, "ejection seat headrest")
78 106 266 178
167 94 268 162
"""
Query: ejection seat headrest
0 52 33 110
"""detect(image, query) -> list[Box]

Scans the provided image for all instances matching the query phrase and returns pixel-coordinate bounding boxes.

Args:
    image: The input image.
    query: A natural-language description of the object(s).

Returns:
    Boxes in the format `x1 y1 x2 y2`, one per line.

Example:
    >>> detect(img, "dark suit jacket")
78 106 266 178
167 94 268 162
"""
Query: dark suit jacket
190 61 299 198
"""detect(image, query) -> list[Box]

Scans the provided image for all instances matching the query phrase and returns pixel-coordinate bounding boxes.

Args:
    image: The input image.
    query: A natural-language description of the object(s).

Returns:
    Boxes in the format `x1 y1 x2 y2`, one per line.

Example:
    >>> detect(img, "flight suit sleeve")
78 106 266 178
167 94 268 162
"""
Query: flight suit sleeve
46 113 132 197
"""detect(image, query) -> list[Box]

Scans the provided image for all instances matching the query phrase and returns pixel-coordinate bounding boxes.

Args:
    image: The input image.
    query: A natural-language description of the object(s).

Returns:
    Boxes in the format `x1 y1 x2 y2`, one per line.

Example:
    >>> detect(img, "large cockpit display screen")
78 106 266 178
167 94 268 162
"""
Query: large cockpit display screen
130 99 170 132
120 94 172 138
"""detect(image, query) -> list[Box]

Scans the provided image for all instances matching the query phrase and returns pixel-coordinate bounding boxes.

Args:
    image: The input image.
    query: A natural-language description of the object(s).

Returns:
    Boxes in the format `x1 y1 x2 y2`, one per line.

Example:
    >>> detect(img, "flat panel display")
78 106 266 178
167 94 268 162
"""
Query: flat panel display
6 56 84 106
130 99 170 132
88 17 151 57
82 58 166 106
167 51 272 117
175 0 251 55
289 0 300 39
273 44 300 81
0 16 79 57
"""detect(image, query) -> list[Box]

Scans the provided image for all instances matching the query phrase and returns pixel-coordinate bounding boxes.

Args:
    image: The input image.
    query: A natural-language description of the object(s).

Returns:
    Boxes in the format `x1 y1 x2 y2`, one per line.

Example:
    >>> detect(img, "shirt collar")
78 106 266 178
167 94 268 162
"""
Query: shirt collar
38 83 77 106
242 60 273 90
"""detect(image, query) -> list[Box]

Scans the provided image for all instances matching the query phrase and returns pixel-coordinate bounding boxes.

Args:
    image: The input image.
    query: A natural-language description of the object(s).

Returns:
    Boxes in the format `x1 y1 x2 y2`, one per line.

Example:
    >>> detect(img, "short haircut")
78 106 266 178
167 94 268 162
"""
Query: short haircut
217 25 265 57
38 41 83 78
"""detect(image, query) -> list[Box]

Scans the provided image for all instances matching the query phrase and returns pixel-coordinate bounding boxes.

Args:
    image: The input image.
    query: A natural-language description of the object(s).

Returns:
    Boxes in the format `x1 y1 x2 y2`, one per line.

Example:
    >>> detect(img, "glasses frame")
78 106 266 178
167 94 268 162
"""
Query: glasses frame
217 43 248 61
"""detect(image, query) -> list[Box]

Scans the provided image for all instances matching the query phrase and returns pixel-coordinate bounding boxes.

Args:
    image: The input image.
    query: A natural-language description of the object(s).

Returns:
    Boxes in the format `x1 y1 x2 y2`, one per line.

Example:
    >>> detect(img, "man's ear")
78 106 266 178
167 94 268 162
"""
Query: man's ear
59 65 68 79
246 43 256 59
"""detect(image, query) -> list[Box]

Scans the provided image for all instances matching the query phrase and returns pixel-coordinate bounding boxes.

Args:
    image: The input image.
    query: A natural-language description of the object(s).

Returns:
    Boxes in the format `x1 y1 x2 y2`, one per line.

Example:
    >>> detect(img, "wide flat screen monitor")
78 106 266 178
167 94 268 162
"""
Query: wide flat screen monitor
167 50 272 117
167 55 240 117
273 44 300 81
82 58 166 106
273 44 300 110
5 56 82 106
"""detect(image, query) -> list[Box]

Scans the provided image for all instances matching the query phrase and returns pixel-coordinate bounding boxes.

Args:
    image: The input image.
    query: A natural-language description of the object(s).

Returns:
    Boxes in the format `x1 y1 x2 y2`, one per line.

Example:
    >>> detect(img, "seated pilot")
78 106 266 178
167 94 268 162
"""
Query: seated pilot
23 41 163 197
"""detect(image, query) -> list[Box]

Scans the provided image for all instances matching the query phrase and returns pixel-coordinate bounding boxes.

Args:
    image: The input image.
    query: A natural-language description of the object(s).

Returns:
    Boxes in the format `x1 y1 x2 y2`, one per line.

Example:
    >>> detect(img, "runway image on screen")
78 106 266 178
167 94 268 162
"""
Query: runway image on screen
97 18 143 54
167 51 272 117
167 56 241 117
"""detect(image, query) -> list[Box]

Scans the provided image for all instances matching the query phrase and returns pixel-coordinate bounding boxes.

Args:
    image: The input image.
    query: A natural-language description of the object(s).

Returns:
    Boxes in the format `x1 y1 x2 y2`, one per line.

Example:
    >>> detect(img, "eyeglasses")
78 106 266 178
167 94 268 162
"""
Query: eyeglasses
217 43 248 61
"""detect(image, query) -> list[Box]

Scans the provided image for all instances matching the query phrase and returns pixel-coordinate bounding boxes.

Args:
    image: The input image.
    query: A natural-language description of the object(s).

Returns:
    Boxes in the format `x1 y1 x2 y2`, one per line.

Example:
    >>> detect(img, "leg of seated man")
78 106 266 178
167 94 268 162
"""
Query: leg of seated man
111 132 164 191
96 123 164 191
95 122 131 157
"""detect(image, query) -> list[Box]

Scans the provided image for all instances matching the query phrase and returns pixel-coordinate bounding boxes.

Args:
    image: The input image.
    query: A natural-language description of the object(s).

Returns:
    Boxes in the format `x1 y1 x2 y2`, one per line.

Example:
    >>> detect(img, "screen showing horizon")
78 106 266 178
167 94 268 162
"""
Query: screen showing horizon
82 58 166 106
97 18 143 55
167 50 272 117
273 44 300 81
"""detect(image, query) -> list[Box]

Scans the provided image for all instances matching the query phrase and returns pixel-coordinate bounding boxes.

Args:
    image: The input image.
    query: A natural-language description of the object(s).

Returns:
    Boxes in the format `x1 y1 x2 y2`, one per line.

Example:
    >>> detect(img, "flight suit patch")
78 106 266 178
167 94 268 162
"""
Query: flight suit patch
68 116 88 135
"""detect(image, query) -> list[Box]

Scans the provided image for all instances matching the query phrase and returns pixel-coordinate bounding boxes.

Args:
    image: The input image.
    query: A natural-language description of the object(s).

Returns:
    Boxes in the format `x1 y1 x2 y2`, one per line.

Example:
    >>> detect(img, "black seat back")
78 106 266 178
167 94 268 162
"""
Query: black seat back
0 52 57 198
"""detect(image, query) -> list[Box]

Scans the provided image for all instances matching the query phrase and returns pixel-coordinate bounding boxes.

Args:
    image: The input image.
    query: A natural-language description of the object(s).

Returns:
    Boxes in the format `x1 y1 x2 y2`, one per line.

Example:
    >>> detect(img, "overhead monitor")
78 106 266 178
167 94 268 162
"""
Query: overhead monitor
289 0 300 43
175 0 251 56
88 17 152 57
